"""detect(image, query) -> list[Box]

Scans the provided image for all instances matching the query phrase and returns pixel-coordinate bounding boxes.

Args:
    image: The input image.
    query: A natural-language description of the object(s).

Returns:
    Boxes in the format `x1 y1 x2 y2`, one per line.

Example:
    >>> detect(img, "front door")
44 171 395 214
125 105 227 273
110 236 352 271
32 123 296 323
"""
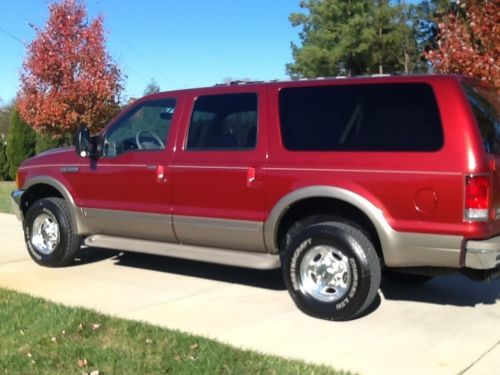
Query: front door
73 97 179 242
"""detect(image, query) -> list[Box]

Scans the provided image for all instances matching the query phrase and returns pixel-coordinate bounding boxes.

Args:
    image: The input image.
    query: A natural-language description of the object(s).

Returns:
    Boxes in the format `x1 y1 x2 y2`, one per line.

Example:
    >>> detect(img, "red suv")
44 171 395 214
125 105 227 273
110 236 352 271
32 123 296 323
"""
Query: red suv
11 75 500 320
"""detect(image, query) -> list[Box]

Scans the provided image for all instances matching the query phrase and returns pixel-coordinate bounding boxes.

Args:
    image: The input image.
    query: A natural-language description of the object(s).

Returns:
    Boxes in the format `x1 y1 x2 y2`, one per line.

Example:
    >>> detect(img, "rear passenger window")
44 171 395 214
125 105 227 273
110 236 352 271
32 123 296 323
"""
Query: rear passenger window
187 93 257 150
463 84 500 154
279 83 443 151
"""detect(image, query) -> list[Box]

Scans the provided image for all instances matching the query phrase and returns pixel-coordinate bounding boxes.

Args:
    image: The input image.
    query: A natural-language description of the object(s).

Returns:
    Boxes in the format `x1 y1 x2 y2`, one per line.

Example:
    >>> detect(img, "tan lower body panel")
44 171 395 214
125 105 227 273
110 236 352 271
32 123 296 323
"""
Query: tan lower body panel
381 229 463 268
174 215 266 252
83 208 176 242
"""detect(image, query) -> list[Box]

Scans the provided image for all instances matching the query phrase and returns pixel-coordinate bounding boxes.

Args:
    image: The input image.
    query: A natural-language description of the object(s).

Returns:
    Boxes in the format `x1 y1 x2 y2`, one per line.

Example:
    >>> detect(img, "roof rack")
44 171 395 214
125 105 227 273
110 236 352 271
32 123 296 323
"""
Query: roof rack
214 73 410 86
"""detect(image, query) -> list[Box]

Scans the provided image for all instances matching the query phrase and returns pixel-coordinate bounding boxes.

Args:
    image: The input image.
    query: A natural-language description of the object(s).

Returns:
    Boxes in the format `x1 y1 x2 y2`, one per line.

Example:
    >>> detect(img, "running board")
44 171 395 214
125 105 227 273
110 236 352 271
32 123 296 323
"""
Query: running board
84 235 281 270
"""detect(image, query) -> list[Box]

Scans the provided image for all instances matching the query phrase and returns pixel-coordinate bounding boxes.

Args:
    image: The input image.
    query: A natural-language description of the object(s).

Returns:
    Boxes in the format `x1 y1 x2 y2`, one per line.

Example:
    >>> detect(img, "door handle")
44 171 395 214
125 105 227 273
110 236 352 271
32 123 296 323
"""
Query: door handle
156 165 168 183
247 167 256 187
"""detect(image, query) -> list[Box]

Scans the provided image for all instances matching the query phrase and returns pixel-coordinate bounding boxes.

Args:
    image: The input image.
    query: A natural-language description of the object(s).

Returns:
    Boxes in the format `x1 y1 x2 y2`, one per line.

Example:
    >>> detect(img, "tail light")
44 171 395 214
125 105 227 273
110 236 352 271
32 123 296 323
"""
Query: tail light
465 175 490 221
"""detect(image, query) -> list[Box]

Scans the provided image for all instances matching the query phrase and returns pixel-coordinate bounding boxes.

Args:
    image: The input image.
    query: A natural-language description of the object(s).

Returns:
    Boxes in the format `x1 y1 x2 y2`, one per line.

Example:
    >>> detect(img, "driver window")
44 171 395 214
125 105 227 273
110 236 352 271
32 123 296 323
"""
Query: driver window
103 99 176 157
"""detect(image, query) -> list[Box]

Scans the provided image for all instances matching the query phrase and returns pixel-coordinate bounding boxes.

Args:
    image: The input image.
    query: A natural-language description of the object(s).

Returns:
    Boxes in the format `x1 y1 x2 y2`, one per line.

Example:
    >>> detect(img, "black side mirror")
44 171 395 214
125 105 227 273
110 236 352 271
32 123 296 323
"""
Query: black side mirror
75 125 91 158
159 111 173 121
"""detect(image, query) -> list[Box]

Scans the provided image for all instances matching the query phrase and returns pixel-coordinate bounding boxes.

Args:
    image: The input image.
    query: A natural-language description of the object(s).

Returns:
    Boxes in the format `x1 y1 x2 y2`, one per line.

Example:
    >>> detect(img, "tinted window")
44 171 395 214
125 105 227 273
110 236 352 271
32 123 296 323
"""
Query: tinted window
279 83 443 151
104 99 176 157
463 84 500 154
187 94 257 150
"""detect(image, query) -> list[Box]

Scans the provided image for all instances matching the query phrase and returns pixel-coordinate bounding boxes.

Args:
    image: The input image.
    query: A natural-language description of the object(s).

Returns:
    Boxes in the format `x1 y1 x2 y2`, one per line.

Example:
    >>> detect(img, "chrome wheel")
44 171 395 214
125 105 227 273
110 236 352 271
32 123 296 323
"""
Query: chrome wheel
31 213 60 255
299 245 351 302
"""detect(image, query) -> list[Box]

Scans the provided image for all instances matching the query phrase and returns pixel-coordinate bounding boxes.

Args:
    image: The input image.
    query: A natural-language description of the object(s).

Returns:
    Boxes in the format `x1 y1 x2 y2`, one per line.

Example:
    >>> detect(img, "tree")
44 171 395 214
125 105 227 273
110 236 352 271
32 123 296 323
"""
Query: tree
425 0 499 88
371 1 417 74
6 109 36 180
35 133 60 154
0 100 14 139
410 0 451 52
287 0 373 77
287 0 417 77
18 0 123 139
143 79 161 96
0 136 9 180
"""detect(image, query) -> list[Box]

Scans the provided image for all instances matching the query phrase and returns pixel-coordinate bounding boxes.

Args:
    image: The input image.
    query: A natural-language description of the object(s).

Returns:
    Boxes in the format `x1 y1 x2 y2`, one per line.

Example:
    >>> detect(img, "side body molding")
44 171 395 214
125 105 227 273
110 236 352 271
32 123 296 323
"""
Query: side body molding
264 186 463 268
23 176 91 235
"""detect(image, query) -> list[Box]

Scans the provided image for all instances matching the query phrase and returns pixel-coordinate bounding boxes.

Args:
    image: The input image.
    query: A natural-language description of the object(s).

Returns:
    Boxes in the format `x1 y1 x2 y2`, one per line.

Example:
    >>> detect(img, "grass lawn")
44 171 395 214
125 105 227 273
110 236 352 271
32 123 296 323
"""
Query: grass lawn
0 181 15 214
0 288 351 374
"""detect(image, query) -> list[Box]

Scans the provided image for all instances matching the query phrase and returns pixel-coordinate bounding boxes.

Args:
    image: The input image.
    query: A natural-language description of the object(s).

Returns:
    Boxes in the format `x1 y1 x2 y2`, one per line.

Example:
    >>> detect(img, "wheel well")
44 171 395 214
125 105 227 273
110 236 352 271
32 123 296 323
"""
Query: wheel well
276 197 383 260
21 184 64 217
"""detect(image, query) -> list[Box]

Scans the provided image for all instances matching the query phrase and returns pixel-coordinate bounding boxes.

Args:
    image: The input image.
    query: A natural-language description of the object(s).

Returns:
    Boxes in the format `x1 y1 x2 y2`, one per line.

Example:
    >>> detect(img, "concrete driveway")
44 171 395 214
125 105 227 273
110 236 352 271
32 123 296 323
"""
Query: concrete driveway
1 212 499 375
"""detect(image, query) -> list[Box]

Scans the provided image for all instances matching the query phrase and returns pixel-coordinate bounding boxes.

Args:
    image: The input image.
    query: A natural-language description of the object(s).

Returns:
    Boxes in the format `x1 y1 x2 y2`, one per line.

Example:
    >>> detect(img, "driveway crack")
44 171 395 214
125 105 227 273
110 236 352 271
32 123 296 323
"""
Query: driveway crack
459 338 500 374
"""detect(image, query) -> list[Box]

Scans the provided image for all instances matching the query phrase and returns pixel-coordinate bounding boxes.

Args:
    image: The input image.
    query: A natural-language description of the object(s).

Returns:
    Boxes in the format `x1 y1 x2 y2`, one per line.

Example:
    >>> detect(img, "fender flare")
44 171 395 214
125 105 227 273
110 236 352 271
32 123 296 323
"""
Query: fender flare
23 176 91 235
263 185 392 254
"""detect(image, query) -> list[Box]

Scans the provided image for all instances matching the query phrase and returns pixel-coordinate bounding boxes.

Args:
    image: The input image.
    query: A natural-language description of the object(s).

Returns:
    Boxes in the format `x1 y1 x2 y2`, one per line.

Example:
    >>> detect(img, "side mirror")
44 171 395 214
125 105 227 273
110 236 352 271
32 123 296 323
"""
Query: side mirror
159 111 173 121
75 125 91 158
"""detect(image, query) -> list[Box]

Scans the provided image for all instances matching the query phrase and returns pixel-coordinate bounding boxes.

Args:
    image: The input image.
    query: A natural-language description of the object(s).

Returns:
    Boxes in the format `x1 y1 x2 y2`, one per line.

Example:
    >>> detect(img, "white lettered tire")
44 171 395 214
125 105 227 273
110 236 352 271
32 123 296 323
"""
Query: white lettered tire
24 197 80 267
282 222 381 321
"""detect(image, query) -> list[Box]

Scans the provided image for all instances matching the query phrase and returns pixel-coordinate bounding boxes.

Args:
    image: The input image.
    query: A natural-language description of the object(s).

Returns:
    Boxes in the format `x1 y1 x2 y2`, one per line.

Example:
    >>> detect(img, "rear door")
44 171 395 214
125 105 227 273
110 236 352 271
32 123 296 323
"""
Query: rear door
171 88 268 252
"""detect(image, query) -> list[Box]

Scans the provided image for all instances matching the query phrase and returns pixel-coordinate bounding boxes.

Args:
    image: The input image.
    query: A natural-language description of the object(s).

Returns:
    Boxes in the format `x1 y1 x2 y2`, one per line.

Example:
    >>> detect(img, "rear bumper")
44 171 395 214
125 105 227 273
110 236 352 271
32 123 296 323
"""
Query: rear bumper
465 236 500 270
10 189 24 221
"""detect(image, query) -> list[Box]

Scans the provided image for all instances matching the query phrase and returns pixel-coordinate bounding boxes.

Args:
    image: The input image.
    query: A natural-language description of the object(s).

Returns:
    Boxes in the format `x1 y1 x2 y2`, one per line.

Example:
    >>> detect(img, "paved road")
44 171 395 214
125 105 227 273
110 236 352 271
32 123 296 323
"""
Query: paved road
1 212 499 375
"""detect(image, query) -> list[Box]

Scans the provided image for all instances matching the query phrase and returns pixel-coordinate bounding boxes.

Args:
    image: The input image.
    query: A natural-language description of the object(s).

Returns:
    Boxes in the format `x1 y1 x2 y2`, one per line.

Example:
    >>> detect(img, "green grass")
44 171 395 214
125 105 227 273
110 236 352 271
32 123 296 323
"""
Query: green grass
0 181 15 214
0 288 352 374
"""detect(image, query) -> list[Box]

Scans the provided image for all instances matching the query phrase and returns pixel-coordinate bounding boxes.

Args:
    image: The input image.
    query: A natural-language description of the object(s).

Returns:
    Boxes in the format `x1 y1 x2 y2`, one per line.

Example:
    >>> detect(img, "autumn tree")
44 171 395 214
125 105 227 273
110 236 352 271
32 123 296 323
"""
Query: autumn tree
18 0 123 139
425 0 499 88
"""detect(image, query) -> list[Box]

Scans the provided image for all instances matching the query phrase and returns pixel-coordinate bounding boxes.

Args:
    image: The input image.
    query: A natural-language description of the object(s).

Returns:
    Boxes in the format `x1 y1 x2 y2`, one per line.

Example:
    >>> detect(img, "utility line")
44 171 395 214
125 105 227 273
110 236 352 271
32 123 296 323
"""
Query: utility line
114 33 178 87
93 0 178 88
0 27 25 45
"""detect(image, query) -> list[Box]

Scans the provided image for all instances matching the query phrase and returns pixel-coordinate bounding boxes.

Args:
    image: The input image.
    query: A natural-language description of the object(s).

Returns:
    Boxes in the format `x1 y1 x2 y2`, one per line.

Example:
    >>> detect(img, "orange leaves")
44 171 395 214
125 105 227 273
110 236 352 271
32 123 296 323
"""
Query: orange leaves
17 0 123 137
425 0 499 89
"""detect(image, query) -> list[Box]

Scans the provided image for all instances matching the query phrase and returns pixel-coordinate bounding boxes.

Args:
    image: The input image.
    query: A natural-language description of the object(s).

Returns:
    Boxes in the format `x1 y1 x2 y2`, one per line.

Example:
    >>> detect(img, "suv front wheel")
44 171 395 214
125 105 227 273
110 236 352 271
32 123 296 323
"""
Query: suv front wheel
24 197 80 267
282 222 381 321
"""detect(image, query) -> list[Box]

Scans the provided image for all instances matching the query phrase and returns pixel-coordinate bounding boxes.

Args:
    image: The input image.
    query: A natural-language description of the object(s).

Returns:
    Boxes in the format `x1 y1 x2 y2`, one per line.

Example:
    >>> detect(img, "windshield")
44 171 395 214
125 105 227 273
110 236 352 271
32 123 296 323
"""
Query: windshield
462 83 500 154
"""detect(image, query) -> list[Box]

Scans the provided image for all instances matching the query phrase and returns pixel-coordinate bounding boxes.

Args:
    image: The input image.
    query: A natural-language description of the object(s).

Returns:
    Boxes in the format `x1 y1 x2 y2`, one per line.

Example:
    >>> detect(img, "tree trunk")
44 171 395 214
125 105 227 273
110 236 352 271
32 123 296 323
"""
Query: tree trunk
404 50 410 74
379 27 383 74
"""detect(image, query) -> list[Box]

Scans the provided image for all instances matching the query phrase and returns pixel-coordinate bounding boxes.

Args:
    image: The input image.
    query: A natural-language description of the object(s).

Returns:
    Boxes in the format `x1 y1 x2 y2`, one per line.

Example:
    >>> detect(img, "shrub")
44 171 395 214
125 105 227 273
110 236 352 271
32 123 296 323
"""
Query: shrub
6 109 36 180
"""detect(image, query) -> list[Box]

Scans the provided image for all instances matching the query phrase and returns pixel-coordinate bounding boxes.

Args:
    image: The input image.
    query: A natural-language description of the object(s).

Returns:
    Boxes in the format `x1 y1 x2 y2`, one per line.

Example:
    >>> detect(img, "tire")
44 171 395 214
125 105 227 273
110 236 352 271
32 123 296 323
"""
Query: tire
282 222 381 321
383 268 434 284
23 197 80 267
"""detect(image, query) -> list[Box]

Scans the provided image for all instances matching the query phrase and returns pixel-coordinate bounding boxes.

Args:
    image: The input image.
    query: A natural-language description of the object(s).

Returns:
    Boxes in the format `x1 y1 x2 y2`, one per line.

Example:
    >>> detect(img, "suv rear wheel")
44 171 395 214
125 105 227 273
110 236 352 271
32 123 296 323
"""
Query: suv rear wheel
282 221 381 321
24 197 80 267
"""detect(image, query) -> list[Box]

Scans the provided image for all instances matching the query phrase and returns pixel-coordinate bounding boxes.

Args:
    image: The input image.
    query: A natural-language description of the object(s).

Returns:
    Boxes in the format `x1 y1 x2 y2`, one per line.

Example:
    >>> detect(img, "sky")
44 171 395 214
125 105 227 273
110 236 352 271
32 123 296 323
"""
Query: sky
0 0 303 104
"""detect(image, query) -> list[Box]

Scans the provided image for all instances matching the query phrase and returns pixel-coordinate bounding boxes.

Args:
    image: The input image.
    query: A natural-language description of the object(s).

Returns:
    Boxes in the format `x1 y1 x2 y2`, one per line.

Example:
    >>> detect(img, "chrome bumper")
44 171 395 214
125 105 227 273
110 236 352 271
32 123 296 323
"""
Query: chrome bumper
465 236 500 270
10 190 24 221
